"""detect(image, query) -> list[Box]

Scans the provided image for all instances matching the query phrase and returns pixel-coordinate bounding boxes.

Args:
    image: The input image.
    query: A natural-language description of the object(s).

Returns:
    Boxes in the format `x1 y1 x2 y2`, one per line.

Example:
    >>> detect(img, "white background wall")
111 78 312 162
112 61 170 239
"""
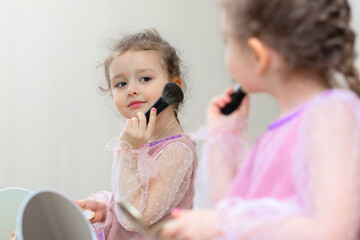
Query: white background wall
0 0 358 200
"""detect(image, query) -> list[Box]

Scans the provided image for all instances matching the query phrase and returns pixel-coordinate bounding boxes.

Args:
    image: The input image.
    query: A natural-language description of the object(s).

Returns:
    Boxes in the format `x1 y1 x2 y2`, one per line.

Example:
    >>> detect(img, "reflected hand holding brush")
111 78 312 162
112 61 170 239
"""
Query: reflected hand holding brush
220 84 247 115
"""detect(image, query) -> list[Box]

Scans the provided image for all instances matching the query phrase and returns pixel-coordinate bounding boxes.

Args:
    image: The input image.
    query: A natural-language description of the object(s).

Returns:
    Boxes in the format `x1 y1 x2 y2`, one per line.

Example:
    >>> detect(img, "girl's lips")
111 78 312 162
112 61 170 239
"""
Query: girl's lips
128 101 146 109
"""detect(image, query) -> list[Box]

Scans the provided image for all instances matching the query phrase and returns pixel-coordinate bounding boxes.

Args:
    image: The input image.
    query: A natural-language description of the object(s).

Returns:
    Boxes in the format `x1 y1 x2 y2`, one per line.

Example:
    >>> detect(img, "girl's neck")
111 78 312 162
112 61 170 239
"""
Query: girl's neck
149 108 183 142
270 71 330 115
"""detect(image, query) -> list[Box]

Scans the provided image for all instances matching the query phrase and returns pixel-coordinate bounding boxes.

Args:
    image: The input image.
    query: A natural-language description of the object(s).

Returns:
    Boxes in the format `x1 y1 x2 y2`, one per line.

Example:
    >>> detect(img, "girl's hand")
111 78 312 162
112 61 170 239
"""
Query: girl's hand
159 209 221 240
120 108 157 149
207 86 249 122
75 199 107 223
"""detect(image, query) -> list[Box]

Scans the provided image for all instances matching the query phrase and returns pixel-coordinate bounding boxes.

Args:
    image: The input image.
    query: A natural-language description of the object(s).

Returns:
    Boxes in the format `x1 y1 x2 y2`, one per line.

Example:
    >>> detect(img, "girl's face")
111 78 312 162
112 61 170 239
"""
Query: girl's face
109 50 171 119
221 12 262 93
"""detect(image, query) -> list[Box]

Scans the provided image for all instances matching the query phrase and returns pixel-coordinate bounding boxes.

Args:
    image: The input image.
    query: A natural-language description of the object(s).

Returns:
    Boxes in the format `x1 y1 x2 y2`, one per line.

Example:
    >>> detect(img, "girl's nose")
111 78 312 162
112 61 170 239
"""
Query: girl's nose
127 82 140 97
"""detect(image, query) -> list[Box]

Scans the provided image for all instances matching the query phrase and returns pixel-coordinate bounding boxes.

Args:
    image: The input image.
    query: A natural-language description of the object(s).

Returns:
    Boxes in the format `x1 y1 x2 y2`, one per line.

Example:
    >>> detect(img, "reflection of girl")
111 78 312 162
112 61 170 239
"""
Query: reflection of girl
161 0 360 239
77 29 197 240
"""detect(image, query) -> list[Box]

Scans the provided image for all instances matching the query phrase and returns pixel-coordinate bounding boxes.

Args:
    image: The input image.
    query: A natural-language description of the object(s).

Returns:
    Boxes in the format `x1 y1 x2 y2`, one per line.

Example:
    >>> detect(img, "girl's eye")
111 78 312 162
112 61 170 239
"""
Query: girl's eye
115 81 127 88
140 77 151 82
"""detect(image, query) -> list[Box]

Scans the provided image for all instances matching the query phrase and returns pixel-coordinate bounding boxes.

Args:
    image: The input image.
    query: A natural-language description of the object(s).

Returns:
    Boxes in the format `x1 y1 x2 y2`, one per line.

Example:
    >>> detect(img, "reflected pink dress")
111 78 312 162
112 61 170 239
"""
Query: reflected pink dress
90 134 197 240
194 89 360 239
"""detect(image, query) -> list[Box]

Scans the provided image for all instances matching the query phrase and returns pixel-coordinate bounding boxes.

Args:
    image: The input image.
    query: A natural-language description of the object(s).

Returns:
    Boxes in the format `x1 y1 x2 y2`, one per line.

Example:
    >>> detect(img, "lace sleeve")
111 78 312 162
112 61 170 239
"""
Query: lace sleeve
214 91 360 240
193 113 249 208
106 139 194 230
87 191 115 238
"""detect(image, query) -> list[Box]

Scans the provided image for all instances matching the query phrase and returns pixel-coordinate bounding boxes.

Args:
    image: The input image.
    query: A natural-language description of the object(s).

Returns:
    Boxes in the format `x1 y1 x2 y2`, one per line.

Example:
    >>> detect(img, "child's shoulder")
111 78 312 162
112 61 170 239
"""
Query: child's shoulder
148 133 195 150
325 88 359 101
148 133 197 161
305 88 360 123
309 88 360 109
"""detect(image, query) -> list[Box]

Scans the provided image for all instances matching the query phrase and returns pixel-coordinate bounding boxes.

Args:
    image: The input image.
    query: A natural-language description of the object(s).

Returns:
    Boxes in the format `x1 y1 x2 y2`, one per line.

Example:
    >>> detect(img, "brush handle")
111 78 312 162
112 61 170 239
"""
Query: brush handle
220 86 247 115
145 97 169 123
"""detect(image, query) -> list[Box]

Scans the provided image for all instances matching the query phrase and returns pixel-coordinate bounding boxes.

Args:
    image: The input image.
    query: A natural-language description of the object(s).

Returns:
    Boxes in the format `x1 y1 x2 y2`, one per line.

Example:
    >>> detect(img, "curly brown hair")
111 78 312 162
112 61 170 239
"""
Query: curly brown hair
221 0 360 96
101 28 186 116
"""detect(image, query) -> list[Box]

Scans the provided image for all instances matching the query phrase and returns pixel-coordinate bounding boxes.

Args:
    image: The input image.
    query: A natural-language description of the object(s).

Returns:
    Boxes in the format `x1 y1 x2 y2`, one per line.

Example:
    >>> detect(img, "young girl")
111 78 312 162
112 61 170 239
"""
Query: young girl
160 0 360 239
76 29 198 240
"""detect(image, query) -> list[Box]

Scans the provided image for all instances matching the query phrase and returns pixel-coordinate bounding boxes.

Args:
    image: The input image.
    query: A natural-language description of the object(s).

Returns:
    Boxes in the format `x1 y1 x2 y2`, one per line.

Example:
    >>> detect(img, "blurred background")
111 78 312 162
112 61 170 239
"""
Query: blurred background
0 0 358 200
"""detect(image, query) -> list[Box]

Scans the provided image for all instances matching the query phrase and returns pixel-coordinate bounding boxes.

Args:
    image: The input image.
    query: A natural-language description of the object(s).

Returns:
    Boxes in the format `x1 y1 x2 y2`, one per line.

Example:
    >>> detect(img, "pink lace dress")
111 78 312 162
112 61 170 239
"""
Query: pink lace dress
90 134 197 240
195 89 360 239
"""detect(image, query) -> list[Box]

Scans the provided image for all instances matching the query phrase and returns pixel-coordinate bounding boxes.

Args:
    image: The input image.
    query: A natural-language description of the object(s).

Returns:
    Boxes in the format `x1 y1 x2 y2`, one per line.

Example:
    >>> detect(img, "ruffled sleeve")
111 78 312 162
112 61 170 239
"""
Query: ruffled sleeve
193 112 249 208
105 137 160 197
213 90 360 240
105 137 195 230
86 191 115 239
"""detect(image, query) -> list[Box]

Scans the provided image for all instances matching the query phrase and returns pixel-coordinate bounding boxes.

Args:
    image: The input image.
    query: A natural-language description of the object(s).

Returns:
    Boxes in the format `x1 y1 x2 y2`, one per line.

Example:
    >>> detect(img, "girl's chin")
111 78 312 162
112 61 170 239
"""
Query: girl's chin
125 110 147 119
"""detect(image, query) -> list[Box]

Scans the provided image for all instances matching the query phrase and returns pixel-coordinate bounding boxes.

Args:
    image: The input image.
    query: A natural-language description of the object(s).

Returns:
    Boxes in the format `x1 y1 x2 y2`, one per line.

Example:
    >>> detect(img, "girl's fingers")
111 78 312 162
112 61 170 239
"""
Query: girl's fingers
171 208 182 218
146 108 157 136
171 208 189 218
137 112 147 132
225 86 235 96
92 211 104 223
125 119 132 130
161 220 180 239
74 200 86 208
213 94 232 109
207 97 224 118
131 117 139 129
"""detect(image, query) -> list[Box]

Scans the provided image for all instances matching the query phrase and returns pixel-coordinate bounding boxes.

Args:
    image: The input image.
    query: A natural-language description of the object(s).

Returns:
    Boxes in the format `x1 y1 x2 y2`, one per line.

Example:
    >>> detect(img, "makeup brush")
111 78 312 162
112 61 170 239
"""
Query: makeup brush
145 82 184 123
221 85 247 115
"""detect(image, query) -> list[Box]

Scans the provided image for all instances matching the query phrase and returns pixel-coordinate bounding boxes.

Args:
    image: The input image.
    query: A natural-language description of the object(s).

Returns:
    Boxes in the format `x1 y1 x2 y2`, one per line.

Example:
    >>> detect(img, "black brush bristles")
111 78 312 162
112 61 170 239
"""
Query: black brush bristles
144 82 184 123
161 82 184 105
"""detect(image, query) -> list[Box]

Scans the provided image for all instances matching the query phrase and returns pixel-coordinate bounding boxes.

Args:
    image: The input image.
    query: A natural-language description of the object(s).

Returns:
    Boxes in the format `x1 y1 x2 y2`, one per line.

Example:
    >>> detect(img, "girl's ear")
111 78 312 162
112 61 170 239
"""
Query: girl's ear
173 78 183 88
247 37 270 75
